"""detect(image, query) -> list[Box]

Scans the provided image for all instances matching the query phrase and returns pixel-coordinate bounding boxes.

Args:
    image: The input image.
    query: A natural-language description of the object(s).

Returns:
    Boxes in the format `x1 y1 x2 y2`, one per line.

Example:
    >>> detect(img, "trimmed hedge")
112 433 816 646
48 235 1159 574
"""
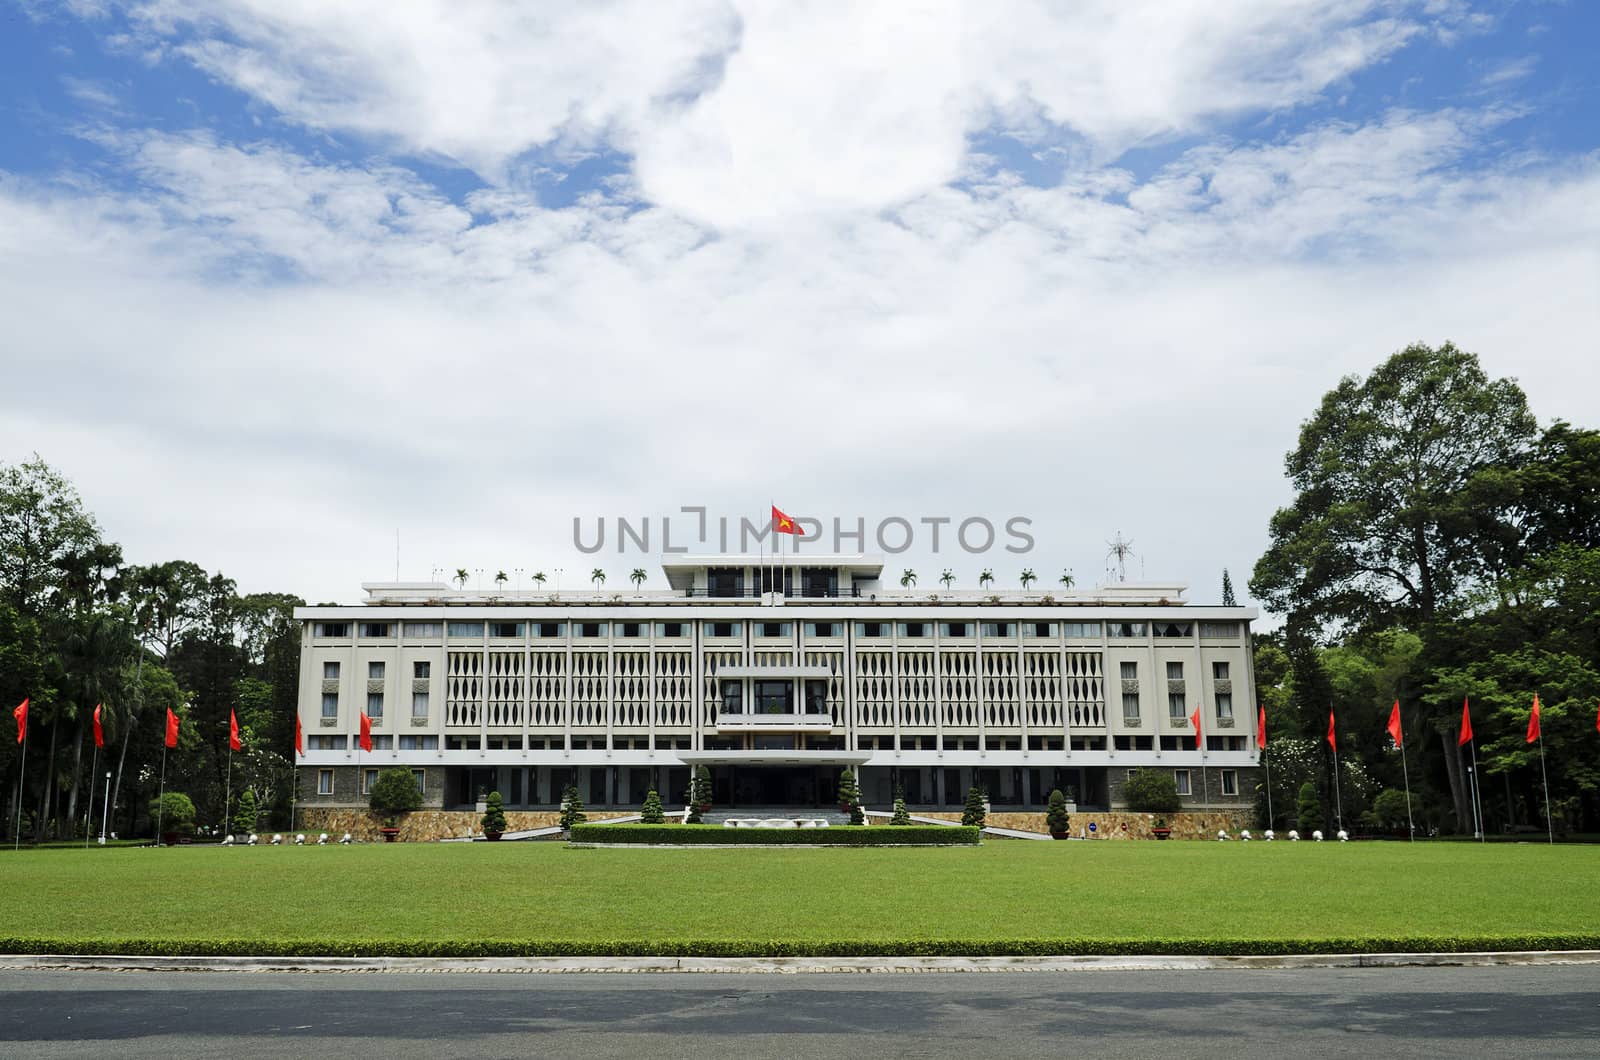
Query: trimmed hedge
567 824 980 846
2 934 1596 958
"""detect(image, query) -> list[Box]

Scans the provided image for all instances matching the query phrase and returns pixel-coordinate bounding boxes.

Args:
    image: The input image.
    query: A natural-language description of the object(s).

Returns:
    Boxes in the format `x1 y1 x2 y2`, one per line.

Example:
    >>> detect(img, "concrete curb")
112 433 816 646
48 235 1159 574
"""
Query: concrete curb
3 951 1598 974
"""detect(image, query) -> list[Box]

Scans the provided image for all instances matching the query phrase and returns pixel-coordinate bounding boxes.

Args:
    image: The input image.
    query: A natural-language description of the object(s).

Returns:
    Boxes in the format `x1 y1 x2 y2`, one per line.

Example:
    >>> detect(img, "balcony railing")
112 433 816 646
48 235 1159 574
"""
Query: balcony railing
716 712 834 729
683 586 863 598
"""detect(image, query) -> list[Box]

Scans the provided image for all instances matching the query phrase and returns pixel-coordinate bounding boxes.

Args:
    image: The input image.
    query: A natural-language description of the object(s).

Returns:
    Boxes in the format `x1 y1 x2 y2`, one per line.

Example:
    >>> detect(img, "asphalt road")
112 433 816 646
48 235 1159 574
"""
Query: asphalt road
2 965 1597 1058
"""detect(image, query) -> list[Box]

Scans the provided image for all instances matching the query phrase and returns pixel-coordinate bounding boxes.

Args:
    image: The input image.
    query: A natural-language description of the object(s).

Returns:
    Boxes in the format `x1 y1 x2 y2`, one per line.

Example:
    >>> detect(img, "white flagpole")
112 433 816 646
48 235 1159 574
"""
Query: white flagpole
224 741 233 838
13 722 26 850
100 769 110 845
1263 748 1274 830
156 742 167 845
85 743 98 849
1331 749 1344 832
1468 738 1484 842
1398 727 1414 842
1538 727 1553 845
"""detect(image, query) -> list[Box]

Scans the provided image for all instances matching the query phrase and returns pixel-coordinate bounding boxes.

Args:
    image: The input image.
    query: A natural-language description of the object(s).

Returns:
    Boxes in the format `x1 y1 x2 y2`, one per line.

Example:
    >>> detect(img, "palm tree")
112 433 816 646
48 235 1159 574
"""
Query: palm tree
1059 569 1075 589
939 569 954 590
494 570 508 592
630 567 647 590
978 569 994 589
1020 568 1037 589
453 568 469 589
532 571 547 592
591 568 606 590
900 569 917 590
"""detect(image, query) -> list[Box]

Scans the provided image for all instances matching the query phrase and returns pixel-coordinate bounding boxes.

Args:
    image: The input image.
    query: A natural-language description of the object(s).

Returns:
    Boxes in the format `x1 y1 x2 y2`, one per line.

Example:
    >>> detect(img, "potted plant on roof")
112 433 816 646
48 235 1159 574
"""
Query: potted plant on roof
1046 788 1071 840
369 766 423 841
481 790 507 841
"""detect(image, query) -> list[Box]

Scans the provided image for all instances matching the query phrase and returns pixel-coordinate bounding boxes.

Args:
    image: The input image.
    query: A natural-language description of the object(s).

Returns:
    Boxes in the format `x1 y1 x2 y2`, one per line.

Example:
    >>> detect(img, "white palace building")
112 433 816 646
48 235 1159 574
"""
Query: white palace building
294 555 1260 815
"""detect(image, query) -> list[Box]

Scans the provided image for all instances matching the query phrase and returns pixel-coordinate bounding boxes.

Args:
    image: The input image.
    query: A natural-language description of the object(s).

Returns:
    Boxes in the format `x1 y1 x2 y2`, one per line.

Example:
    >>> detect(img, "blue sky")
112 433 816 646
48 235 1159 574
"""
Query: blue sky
2 1 1597 605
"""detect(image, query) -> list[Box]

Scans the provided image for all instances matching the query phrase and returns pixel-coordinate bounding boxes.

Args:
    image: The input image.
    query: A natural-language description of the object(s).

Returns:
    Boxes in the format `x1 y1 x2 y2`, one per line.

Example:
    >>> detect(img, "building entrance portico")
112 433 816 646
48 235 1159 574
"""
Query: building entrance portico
679 750 870 809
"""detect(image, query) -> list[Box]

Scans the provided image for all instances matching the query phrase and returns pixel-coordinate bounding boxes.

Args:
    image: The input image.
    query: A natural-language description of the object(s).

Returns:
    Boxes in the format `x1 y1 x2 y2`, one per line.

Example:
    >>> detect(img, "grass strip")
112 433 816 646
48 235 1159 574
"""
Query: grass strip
568 824 979 845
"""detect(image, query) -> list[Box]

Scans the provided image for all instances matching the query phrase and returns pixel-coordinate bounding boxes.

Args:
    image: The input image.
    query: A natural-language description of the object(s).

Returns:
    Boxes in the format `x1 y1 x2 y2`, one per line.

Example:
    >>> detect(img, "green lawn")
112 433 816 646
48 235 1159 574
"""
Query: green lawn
4 841 1598 956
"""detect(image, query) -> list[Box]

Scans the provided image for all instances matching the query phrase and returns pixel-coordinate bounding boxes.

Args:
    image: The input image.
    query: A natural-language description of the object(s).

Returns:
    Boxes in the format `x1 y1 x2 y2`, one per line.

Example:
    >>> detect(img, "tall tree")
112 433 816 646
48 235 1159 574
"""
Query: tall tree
1251 342 1536 631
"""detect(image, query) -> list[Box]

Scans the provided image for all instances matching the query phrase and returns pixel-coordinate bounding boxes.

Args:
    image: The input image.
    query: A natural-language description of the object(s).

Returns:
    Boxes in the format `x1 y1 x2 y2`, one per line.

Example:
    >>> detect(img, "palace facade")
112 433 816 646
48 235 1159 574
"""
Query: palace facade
294 555 1260 815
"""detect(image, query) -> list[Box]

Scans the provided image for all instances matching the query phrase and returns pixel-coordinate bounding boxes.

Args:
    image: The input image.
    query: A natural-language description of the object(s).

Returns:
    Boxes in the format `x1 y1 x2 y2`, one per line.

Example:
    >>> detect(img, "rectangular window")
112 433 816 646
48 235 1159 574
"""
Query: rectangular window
719 680 744 714
1122 691 1140 723
577 622 609 638
755 622 791 637
1108 622 1146 638
1165 661 1183 680
1026 622 1057 638
307 735 346 751
323 661 340 680
1120 661 1137 680
314 622 350 638
1174 770 1192 796
367 691 384 720
898 622 927 638
1221 770 1238 796
488 622 523 638
361 768 378 795
321 692 338 719
1063 622 1101 638
1213 661 1231 681
1153 621 1192 638
655 622 688 638
368 661 384 681
940 622 970 637
413 660 430 679
402 622 443 638
617 622 646 638
1200 621 1240 638
317 769 334 795
1216 692 1234 720
855 622 888 638
804 679 828 715
411 691 429 720
531 622 565 638
980 622 1015 637
705 621 741 638
447 622 484 638
398 735 439 750
412 769 426 794
805 622 840 637
359 622 390 638
1168 688 1186 722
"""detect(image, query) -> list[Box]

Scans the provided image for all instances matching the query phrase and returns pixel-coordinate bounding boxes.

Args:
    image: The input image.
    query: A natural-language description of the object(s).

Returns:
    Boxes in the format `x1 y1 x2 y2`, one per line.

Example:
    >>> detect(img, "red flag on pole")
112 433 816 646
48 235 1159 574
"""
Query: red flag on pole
1257 704 1267 748
770 505 801 535
358 711 373 752
1386 701 1404 748
229 710 242 752
12 698 26 744
1526 694 1542 743
1189 705 1203 749
164 707 180 748
93 703 105 749
294 714 303 756
1459 697 1473 745
1326 709 1337 753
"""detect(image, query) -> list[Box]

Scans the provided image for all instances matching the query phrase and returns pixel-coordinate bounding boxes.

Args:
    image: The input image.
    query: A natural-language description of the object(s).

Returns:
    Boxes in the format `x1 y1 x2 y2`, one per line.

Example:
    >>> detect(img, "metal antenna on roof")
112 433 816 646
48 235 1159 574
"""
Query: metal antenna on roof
1106 531 1135 584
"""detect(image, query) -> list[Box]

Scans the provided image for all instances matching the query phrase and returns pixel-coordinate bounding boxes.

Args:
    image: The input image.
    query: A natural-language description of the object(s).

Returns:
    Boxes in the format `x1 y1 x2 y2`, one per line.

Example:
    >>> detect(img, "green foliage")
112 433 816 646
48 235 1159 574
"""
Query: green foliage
568 825 979 846
231 790 257 836
559 785 587 831
1046 789 1071 834
1221 568 1237 607
836 767 861 809
1123 769 1181 814
961 786 987 828
685 767 713 823
368 768 422 822
1365 789 1413 832
1297 782 1324 834
640 789 665 824
889 791 911 826
149 791 196 836
481 791 507 835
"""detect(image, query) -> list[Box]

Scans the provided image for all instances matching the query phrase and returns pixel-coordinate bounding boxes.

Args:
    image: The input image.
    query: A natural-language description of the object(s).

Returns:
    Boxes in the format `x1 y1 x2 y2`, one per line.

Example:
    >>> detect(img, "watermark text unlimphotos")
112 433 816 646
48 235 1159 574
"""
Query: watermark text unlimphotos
573 509 1034 555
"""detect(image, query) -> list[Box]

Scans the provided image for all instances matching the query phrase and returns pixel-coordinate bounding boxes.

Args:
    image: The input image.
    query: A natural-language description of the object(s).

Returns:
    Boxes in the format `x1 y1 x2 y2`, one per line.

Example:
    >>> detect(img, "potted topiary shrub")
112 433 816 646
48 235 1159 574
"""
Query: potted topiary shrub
889 782 911 826
640 788 666 824
837 766 861 816
149 792 196 846
369 766 423 841
480 790 507 840
1046 788 1071 839
686 766 713 822
961 785 987 829
559 784 587 834
1151 817 1171 840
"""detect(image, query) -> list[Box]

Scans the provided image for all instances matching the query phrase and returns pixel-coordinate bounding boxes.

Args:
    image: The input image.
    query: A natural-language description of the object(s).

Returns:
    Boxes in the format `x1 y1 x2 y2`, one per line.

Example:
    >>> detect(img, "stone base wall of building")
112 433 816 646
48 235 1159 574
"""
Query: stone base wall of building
297 808 633 842
919 809 1256 839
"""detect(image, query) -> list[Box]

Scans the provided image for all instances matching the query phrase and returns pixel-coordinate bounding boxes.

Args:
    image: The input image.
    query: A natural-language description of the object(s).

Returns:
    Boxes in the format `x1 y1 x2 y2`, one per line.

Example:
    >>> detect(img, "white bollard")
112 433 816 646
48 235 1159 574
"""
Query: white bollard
1240 830 1252 842
1313 830 1324 842
1217 829 1230 841
1337 829 1349 842
1264 829 1275 841
271 834 282 845
1287 830 1299 841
